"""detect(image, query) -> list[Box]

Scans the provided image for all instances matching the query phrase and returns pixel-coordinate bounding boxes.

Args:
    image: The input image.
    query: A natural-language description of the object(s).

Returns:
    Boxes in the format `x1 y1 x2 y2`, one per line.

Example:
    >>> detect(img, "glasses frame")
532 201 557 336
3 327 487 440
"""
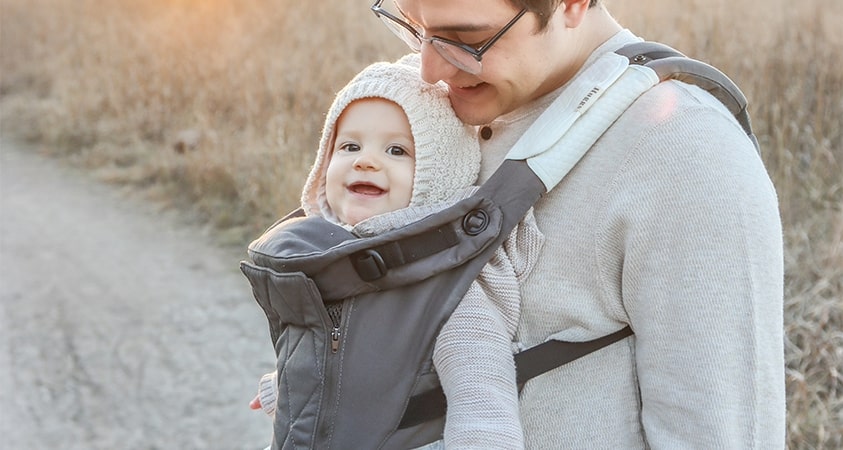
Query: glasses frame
371 0 527 74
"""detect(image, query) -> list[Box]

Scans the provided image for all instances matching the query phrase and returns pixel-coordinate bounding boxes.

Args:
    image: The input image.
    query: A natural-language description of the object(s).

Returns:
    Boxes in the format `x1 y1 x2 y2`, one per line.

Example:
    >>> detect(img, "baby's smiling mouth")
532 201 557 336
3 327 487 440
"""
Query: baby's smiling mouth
348 182 385 196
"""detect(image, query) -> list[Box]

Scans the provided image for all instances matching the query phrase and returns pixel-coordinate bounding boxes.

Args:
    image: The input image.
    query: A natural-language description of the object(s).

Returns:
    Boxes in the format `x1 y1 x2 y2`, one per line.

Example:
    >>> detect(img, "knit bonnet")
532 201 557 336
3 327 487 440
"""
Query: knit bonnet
301 54 480 222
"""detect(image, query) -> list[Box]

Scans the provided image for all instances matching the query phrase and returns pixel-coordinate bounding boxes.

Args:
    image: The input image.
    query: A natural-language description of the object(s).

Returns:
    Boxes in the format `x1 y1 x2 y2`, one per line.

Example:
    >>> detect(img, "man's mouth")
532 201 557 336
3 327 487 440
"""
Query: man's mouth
451 81 484 91
447 81 488 102
348 182 385 196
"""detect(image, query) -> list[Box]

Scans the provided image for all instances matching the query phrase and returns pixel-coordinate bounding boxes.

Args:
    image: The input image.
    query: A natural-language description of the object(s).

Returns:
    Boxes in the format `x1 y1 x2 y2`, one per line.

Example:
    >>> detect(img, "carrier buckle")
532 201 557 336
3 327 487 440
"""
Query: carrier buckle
462 209 489 236
351 249 388 282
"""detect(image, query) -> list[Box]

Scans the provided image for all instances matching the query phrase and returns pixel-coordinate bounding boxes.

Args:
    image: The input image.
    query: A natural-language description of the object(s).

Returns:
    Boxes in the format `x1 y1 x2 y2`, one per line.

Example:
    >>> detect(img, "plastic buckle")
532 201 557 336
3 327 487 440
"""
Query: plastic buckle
351 249 388 282
462 209 489 236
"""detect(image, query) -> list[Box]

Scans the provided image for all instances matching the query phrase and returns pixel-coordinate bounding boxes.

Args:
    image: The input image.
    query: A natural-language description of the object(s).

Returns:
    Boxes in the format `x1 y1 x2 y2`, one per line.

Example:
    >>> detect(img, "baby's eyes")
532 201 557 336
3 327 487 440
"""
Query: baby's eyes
338 142 360 153
336 142 411 157
387 145 409 157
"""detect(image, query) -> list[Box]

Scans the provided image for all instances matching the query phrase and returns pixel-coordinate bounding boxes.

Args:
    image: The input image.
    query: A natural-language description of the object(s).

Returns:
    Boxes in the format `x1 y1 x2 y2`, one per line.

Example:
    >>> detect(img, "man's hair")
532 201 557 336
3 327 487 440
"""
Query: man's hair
508 0 598 30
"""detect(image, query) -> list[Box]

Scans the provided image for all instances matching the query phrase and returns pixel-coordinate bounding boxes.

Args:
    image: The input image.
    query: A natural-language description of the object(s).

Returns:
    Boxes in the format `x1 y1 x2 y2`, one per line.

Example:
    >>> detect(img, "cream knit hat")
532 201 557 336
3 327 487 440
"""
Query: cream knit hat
301 54 480 222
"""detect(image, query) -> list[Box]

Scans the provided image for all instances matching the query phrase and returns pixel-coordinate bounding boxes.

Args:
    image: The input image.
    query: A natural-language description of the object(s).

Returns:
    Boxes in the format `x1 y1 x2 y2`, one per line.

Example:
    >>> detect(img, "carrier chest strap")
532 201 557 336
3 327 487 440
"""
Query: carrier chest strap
514 326 634 387
399 326 634 428
350 224 460 282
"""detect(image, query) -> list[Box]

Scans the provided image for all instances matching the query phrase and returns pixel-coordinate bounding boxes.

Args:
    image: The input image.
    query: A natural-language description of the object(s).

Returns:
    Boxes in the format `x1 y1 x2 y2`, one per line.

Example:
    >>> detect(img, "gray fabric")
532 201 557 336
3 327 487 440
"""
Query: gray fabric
241 266 327 448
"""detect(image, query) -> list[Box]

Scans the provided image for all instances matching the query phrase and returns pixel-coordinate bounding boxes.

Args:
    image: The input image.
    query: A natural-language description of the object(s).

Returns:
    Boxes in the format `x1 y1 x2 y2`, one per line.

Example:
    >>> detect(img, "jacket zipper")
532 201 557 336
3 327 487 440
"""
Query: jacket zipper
326 302 343 353
318 298 349 447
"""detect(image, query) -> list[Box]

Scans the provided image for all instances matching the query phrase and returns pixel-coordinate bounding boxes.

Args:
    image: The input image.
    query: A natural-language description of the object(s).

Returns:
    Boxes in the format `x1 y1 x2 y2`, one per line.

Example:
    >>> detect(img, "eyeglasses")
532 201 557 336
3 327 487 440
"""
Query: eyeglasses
371 0 527 75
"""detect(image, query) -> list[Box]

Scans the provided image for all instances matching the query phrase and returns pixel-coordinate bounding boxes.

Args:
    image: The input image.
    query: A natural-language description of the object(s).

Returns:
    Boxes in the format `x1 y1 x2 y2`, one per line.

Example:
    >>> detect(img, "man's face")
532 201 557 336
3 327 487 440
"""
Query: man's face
395 0 573 125
325 98 416 226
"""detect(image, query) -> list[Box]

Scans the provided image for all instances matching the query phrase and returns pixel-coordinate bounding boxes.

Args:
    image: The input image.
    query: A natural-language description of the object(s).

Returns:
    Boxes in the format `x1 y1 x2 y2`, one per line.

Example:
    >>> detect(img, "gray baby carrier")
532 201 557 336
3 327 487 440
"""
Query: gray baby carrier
240 42 759 450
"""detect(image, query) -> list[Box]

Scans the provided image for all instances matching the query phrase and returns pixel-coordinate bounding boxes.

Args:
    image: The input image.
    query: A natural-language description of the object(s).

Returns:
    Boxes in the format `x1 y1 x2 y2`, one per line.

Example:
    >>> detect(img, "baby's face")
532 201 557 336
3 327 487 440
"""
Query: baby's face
325 98 416 226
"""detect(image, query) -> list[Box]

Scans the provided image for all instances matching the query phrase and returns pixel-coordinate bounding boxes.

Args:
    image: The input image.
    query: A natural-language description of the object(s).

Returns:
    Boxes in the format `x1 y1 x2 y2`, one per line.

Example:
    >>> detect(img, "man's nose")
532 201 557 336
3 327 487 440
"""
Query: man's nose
419 41 461 84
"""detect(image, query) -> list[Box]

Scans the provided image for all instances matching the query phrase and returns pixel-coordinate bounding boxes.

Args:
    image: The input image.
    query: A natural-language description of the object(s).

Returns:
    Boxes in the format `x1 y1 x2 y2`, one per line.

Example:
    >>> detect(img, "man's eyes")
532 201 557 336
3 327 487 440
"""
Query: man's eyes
452 33 489 49
400 13 487 48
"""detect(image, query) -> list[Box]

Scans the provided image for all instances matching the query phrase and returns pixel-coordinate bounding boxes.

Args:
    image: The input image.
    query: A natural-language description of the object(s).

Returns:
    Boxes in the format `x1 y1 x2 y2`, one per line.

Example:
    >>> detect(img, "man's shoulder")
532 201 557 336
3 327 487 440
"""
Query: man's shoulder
616 79 754 151
586 77 763 191
640 79 738 124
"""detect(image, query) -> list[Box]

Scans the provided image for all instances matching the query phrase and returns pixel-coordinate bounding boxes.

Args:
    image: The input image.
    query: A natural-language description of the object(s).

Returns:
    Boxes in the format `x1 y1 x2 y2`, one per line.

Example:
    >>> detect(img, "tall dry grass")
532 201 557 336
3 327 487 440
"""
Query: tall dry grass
1 0 404 240
1 0 841 447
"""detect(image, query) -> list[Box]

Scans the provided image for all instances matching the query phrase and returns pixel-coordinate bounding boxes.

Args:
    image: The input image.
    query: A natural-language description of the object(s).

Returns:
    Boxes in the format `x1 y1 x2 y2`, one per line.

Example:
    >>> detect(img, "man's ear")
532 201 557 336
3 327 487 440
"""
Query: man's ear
559 0 592 28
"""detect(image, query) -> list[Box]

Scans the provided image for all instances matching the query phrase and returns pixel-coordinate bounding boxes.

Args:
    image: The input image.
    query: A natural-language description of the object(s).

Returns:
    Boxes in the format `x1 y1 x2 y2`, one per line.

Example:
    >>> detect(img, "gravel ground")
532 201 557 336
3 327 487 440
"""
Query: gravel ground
1 139 275 449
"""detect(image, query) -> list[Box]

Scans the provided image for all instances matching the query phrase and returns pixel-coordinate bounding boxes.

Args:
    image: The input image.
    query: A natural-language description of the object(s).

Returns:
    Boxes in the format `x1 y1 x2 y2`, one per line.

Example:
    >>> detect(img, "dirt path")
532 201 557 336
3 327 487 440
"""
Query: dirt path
1 139 274 449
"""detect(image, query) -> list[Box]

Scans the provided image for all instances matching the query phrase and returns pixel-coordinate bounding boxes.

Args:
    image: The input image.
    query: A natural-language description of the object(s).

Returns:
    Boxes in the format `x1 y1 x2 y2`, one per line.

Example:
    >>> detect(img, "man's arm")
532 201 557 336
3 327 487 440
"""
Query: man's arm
614 102 785 448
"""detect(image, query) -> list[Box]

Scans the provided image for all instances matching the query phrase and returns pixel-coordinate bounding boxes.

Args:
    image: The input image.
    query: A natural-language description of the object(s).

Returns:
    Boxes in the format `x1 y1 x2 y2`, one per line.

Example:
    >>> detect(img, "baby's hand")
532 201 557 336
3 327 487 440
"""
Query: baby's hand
249 394 262 410
252 372 277 416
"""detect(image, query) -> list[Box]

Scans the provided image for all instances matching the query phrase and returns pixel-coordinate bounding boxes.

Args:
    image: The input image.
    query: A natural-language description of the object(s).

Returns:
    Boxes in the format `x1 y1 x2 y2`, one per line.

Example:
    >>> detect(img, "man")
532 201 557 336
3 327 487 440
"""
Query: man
371 0 786 448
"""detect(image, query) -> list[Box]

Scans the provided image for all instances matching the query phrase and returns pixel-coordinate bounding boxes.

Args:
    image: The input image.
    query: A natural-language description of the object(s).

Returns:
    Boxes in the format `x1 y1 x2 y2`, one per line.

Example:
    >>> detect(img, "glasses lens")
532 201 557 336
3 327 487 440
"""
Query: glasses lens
431 40 482 75
376 12 422 52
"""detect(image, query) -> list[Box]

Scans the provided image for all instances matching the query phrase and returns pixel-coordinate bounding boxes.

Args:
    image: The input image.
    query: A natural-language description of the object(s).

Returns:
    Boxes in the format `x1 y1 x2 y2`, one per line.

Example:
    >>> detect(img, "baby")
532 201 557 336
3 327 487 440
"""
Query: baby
252 55 542 449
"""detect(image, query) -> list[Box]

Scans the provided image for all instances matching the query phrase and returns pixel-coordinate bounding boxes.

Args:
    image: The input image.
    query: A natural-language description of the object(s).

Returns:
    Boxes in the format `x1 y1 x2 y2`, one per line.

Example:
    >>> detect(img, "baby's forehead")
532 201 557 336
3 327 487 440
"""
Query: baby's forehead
338 97 408 121
333 97 414 137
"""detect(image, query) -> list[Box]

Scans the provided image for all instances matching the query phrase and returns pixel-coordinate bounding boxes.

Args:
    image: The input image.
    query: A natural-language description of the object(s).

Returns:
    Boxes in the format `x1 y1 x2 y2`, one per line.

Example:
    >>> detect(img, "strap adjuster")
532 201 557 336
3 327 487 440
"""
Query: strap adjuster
351 249 387 282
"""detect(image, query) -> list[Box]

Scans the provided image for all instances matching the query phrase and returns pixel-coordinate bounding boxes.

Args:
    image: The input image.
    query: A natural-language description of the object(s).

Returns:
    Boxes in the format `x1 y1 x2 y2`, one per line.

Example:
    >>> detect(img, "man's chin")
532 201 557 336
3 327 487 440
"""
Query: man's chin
453 108 498 127
450 100 495 126
446 84 498 125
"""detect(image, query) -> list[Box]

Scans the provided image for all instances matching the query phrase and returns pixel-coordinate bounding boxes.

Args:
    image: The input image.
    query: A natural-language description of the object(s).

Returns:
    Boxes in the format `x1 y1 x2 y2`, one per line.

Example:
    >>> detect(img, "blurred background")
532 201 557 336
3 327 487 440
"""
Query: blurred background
1 0 841 448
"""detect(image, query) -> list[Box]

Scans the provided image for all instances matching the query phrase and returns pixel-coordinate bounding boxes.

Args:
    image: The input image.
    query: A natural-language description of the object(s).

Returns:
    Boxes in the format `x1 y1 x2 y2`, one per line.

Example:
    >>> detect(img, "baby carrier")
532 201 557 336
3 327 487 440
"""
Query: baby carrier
240 42 759 450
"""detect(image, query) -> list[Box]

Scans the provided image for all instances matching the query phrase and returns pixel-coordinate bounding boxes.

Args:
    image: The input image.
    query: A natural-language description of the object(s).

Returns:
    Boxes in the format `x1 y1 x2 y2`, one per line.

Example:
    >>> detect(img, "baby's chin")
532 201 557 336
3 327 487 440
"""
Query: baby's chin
339 204 398 227
336 209 368 227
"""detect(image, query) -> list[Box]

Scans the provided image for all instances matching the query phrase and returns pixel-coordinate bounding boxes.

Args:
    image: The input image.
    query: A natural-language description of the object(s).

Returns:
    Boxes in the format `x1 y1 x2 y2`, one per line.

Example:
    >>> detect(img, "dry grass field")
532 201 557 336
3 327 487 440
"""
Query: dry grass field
1 0 841 447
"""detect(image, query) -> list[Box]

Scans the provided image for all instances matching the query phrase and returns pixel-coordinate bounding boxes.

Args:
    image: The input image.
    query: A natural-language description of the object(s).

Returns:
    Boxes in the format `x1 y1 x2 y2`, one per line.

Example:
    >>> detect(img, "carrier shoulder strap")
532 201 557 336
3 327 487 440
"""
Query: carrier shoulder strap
340 42 759 292
344 42 758 288
616 41 759 151
260 42 757 301
395 41 758 428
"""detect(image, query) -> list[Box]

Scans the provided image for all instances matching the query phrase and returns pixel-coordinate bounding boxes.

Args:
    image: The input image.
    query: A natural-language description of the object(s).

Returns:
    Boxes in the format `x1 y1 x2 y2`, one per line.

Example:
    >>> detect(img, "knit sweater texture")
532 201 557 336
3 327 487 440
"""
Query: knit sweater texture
472 30 786 449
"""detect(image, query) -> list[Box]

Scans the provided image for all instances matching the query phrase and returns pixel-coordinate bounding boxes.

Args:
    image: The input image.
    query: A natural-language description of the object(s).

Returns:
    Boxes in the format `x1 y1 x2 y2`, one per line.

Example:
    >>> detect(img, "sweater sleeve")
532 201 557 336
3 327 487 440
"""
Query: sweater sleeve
432 211 544 450
600 101 785 448
258 371 278 417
